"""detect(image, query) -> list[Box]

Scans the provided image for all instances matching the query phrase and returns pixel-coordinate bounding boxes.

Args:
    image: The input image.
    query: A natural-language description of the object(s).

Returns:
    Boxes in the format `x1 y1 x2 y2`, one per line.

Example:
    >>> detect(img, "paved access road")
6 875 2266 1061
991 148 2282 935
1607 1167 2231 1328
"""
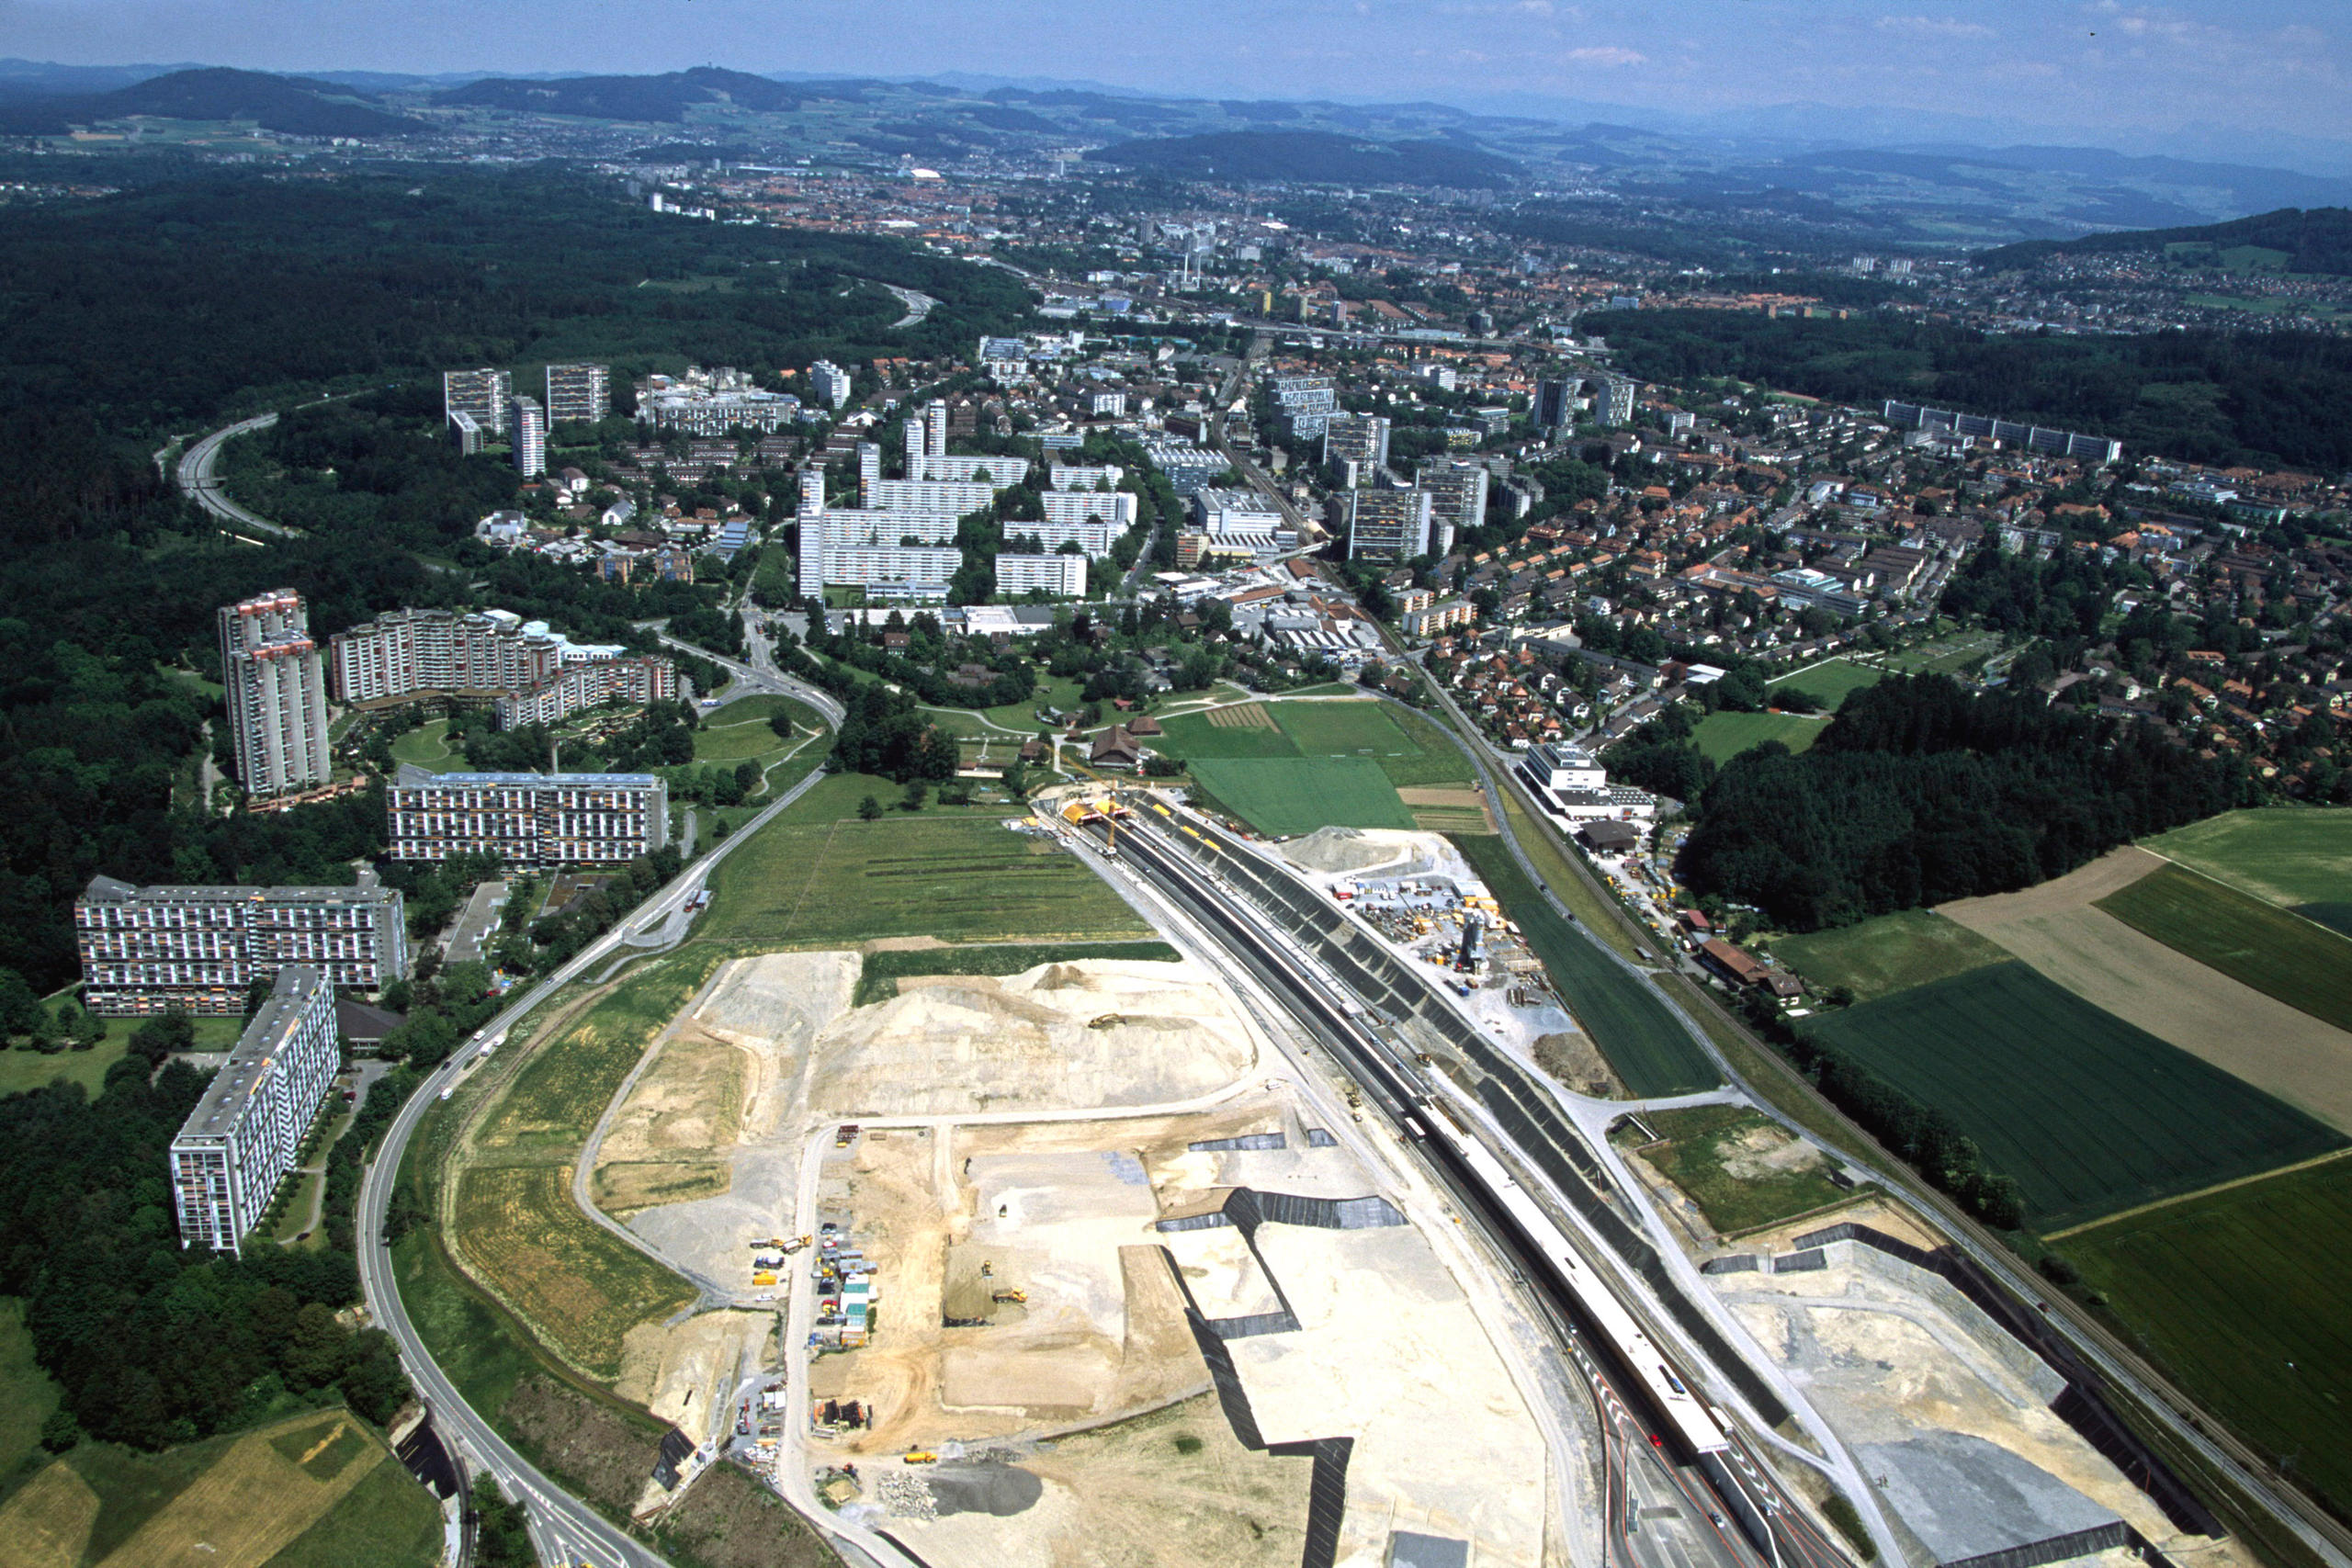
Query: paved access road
354 669 842 1568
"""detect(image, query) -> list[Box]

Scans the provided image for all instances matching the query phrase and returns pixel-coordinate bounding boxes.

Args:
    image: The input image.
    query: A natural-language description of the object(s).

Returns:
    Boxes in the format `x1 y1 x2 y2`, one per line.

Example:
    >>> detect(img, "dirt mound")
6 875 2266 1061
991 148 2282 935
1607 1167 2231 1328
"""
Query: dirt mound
1277 827 1435 875
808 960 1254 1118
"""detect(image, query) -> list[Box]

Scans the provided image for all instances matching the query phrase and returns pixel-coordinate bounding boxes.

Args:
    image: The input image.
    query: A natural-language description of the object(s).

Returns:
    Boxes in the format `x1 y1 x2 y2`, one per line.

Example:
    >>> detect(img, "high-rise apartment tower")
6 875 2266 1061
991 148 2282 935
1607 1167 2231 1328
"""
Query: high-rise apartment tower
219 589 330 799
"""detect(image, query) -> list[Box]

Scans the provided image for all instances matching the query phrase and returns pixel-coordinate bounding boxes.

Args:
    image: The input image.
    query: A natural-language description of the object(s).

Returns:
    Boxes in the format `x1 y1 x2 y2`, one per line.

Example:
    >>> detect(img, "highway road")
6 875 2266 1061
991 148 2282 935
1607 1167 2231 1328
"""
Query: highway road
175 412 300 538
354 659 843 1568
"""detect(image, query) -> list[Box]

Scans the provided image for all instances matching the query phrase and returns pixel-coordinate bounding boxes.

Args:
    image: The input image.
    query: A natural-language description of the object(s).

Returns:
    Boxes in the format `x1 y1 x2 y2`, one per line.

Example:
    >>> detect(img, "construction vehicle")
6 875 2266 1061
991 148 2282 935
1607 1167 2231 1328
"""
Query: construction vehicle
783 1235 811 1255
834 1124 860 1148
752 1271 778 1287
990 1289 1027 1304
902 1451 938 1465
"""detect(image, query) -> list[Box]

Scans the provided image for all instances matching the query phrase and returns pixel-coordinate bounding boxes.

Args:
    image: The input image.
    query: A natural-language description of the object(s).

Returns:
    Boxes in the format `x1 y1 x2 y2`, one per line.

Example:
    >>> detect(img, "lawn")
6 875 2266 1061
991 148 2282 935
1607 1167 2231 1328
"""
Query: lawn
0 1010 245 1100
701 802 1151 948
2099 863 2352 1034
1450 833 1720 1097
1767 657 1883 708
1187 757 1416 837
2139 807 2352 911
1770 909 2011 1003
1272 698 1475 790
693 696 814 764
0 1297 60 1495
1804 961 2346 1231
1691 709 1826 763
1633 1103 1860 1235
388 719 452 769
262 1450 445 1568
2067 1156 2352 1524
1155 706 1303 761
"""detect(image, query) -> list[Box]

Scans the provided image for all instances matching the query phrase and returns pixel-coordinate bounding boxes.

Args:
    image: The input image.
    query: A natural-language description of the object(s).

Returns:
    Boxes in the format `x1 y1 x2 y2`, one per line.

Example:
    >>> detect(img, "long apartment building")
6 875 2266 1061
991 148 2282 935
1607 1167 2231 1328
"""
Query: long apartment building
388 765 669 863
220 590 332 799
332 608 679 728
796 468 961 600
77 874 408 1016
994 554 1088 597
169 966 338 1256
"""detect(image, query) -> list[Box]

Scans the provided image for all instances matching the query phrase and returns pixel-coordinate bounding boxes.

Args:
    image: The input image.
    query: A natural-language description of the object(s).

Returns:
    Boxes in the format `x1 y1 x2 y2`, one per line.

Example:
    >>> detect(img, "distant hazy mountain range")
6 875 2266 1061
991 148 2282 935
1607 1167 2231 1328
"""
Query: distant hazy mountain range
5 60 2350 243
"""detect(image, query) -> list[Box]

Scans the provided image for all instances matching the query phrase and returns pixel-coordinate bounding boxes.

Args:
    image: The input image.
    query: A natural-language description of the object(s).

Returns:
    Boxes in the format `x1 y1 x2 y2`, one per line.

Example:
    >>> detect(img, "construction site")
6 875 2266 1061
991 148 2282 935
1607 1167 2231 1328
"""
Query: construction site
586 940 1566 1568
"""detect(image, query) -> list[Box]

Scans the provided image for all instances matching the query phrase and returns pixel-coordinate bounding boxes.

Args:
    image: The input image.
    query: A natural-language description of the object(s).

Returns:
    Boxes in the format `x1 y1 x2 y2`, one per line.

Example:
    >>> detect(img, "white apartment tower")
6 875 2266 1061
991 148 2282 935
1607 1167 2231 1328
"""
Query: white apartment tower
858 441 882 502
808 360 852 410
1417 459 1491 558
443 367 513 437
544 362 610 424
511 395 548 479
924 398 947 459
220 589 331 799
169 965 339 1256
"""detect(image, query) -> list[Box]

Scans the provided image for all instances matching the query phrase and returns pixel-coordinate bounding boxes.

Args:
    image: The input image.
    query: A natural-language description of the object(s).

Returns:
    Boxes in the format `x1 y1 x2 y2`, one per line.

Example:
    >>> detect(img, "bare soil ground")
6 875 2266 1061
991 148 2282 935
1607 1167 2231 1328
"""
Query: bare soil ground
1534 1031 1628 1099
1942 856 2352 1132
594 1032 744 1215
888 1393 1315 1568
1722 1246 2253 1568
614 1310 772 1450
805 961 1256 1118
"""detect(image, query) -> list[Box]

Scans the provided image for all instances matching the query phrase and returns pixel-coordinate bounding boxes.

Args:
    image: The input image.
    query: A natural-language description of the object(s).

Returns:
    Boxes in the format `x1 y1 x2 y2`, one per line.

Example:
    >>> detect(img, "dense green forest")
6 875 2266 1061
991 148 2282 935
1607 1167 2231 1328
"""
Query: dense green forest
1591 309 2352 471
0 1058 411 1448
0 162 1033 995
1676 675 2238 930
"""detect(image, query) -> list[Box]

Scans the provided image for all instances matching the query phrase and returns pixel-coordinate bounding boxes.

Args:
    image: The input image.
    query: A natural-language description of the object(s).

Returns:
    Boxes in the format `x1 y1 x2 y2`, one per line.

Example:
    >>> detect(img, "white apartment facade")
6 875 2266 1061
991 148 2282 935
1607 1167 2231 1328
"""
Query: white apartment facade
220 589 332 799
388 766 670 863
169 965 339 1256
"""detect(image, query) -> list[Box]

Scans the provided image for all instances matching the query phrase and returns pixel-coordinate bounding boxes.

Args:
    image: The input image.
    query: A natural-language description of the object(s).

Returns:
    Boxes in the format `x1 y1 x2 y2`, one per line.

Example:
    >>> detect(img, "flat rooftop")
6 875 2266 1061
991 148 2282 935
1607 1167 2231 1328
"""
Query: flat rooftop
174 968 329 1145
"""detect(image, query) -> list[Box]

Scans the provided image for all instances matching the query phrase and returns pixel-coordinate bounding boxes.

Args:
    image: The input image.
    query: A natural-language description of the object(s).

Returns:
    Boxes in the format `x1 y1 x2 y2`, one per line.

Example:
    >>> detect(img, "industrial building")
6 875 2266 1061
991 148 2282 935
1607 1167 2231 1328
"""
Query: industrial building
388 765 670 863
220 589 332 800
76 874 409 1016
168 965 338 1256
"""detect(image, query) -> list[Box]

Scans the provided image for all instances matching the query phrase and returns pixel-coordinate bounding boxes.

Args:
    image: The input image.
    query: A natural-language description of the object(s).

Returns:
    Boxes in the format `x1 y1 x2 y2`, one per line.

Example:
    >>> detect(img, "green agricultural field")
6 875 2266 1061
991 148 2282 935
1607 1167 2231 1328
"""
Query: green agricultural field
389 719 453 768
1632 1104 1859 1235
701 809 1150 947
2067 1156 2352 1522
1375 704 1479 788
1450 834 1719 1096
1804 962 2346 1230
1770 909 2011 1002
1155 707 1303 761
1270 698 1474 789
1691 709 1826 763
1187 758 1415 837
2099 863 2352 1034
2139 807 2352 910
1767 657 1882 708
262 1451 446 1568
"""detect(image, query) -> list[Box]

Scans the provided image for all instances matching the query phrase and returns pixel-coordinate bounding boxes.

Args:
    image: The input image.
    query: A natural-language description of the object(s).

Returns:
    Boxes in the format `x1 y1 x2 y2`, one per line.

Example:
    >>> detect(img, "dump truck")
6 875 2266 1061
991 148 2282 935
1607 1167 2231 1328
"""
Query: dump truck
902 1451 938 1465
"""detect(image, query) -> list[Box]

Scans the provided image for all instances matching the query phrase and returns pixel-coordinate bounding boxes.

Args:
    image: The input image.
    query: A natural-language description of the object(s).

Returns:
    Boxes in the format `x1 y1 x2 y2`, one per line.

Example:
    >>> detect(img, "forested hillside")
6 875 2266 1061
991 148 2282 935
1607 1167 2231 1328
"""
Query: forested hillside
1977 205 2352 276
0 164 1032 994
1591 310 2352 471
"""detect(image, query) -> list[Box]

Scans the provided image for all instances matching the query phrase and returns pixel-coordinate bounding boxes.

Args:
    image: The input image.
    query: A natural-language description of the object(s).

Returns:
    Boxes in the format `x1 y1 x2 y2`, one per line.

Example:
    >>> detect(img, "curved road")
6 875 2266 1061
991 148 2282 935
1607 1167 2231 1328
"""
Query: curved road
176 412 299 538
356 658 843 1568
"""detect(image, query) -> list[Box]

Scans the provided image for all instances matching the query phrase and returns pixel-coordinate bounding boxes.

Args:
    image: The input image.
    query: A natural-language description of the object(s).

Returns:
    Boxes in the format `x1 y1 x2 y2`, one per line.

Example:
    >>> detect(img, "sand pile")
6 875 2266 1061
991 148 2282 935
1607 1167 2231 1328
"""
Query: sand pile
1276 827 1437 876
807 960 1254 1118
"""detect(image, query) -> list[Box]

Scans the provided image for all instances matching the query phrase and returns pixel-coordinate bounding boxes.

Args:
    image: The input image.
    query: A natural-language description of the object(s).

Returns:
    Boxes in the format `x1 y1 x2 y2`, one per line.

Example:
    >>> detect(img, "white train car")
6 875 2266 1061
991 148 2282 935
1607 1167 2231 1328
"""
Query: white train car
1429 1112 1728 1456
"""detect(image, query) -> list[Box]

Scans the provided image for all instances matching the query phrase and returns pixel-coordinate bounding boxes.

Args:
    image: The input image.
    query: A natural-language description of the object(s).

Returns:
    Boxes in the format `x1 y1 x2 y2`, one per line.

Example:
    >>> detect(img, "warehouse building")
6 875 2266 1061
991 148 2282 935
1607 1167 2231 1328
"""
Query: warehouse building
169 966 338 1256
76 874 407 1016
389 765 669 863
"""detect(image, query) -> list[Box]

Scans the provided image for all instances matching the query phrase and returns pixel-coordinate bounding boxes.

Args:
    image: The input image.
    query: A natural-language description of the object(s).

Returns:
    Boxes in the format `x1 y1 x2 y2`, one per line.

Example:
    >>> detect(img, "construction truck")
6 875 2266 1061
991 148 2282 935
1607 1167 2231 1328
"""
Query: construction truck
902 1451 938 1465
991 1290 1028 1304
752 1271 778 1287
834 1124 860 1148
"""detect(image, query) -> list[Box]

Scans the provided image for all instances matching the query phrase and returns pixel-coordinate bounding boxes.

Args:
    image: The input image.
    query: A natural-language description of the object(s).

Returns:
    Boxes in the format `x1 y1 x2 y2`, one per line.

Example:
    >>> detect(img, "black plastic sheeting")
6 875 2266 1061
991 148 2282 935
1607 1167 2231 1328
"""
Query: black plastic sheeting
1190 1133 1289 1151
1160 1250 1355 1568
1795 1224 2218 1537
1306 1128 1340 1147
395 1413 460 1500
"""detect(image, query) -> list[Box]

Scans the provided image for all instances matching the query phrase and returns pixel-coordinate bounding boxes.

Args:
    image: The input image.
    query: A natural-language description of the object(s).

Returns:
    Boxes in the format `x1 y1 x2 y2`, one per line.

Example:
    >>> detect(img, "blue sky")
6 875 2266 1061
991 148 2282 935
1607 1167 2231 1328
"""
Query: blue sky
5 0 2348 146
